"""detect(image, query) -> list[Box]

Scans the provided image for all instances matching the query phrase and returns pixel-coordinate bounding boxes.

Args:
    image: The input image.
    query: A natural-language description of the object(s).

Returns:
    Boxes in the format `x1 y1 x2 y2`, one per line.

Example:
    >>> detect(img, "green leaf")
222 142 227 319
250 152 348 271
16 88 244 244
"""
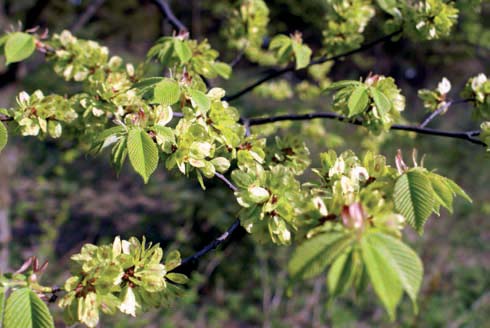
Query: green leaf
127 128 159 183
213 62 232 79
348 86 369 117
3 288 54 328
428 173 454 213
0 286 5 324
173 39 192 63
166 273 188 284
153 79 181 106
292 41 311 70
4 32 36 64
394 169 434 234
370 87 391 115
189 89 210 111
327 250 359 299
0 122 7 153
361 235 403 321
289 232 353 280
365 232 423 311
443 176 472 203
323 80 361 92
111 136 128 174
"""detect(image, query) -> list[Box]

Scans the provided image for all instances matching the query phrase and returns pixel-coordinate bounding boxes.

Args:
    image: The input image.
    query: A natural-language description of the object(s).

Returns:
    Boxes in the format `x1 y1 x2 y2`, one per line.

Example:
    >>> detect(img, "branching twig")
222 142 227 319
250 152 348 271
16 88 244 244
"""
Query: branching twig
223 29 403 102
214 172 238 192
247 112 486 147
153 0 188 32
419 101 452 128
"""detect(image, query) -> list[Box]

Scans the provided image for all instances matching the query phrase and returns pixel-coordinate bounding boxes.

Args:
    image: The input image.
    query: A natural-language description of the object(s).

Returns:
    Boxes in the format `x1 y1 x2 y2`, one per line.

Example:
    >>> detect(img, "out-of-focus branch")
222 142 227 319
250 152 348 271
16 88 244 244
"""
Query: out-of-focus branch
223 29 403 102
153 0 187 32
69 0 105 33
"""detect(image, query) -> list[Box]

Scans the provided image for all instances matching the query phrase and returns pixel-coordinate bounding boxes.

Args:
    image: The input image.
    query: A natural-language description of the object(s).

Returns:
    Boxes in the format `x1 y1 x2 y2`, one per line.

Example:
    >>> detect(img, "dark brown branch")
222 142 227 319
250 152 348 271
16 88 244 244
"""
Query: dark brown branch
248 112 486 147
176 218 242 272
223 29 403 102
153 0 188 32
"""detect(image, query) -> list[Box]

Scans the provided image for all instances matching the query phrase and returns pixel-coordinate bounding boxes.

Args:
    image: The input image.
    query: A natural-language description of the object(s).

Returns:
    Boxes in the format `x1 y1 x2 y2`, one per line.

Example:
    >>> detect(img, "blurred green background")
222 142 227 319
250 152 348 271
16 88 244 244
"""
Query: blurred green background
0 0 489 327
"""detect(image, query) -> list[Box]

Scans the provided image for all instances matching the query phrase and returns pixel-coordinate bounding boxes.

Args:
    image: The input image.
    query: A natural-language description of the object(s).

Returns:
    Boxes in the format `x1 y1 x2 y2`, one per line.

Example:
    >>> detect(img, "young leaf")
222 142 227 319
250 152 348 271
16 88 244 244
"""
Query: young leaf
443 176 472 203
173 39 192 63
153 79 181 106
127 128 159 183
348 86 369 117
365 232 423 311
394 169 434 234
428 173 454 213
189 89 210 111
3 288 54 328
361 235 403 321
323 80 361 92
0 122 7 153
289 232 353 280
4 32 36 64
327 250 359 299
213 62 232 79
370 87 391 115
292 41 311 70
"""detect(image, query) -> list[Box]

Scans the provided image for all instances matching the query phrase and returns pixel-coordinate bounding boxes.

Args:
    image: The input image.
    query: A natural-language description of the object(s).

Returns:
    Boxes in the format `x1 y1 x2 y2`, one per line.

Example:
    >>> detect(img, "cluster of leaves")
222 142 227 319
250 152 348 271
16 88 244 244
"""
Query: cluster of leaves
59 237 187 327
147 33 232 80
462 73 490 120
322 0 375 54
326 74 405 133
400 0 459 40
269 32 312 69
222 0 273 64
286 150 470 319
418 77 452 112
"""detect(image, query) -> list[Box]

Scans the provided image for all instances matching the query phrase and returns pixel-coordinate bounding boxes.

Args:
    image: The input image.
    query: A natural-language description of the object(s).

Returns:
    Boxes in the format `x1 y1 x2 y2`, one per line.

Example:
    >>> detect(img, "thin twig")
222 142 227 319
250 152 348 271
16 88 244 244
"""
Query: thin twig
419 101 452 128
177 218 241 268
153 0 188 32
69 0 105 33
247 112 486 147
214 172 238 192
223 29 403 102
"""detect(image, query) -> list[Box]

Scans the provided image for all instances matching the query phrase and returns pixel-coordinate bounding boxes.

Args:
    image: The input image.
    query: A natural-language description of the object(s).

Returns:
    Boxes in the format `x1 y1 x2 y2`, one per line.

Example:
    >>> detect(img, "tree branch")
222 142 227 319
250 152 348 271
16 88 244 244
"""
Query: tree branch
248 112 486 147
223 29 403 102
69 0 106 33
153 0 188 32
177 218 241 270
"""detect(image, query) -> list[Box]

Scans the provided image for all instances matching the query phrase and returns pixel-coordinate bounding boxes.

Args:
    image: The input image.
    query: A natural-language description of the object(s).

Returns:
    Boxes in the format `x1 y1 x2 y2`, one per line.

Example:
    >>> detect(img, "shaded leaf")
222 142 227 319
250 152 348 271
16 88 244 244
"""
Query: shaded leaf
289 232 353 280
370 87 391 115
361 235 403 321
348 86 369 117
173 40 192 63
